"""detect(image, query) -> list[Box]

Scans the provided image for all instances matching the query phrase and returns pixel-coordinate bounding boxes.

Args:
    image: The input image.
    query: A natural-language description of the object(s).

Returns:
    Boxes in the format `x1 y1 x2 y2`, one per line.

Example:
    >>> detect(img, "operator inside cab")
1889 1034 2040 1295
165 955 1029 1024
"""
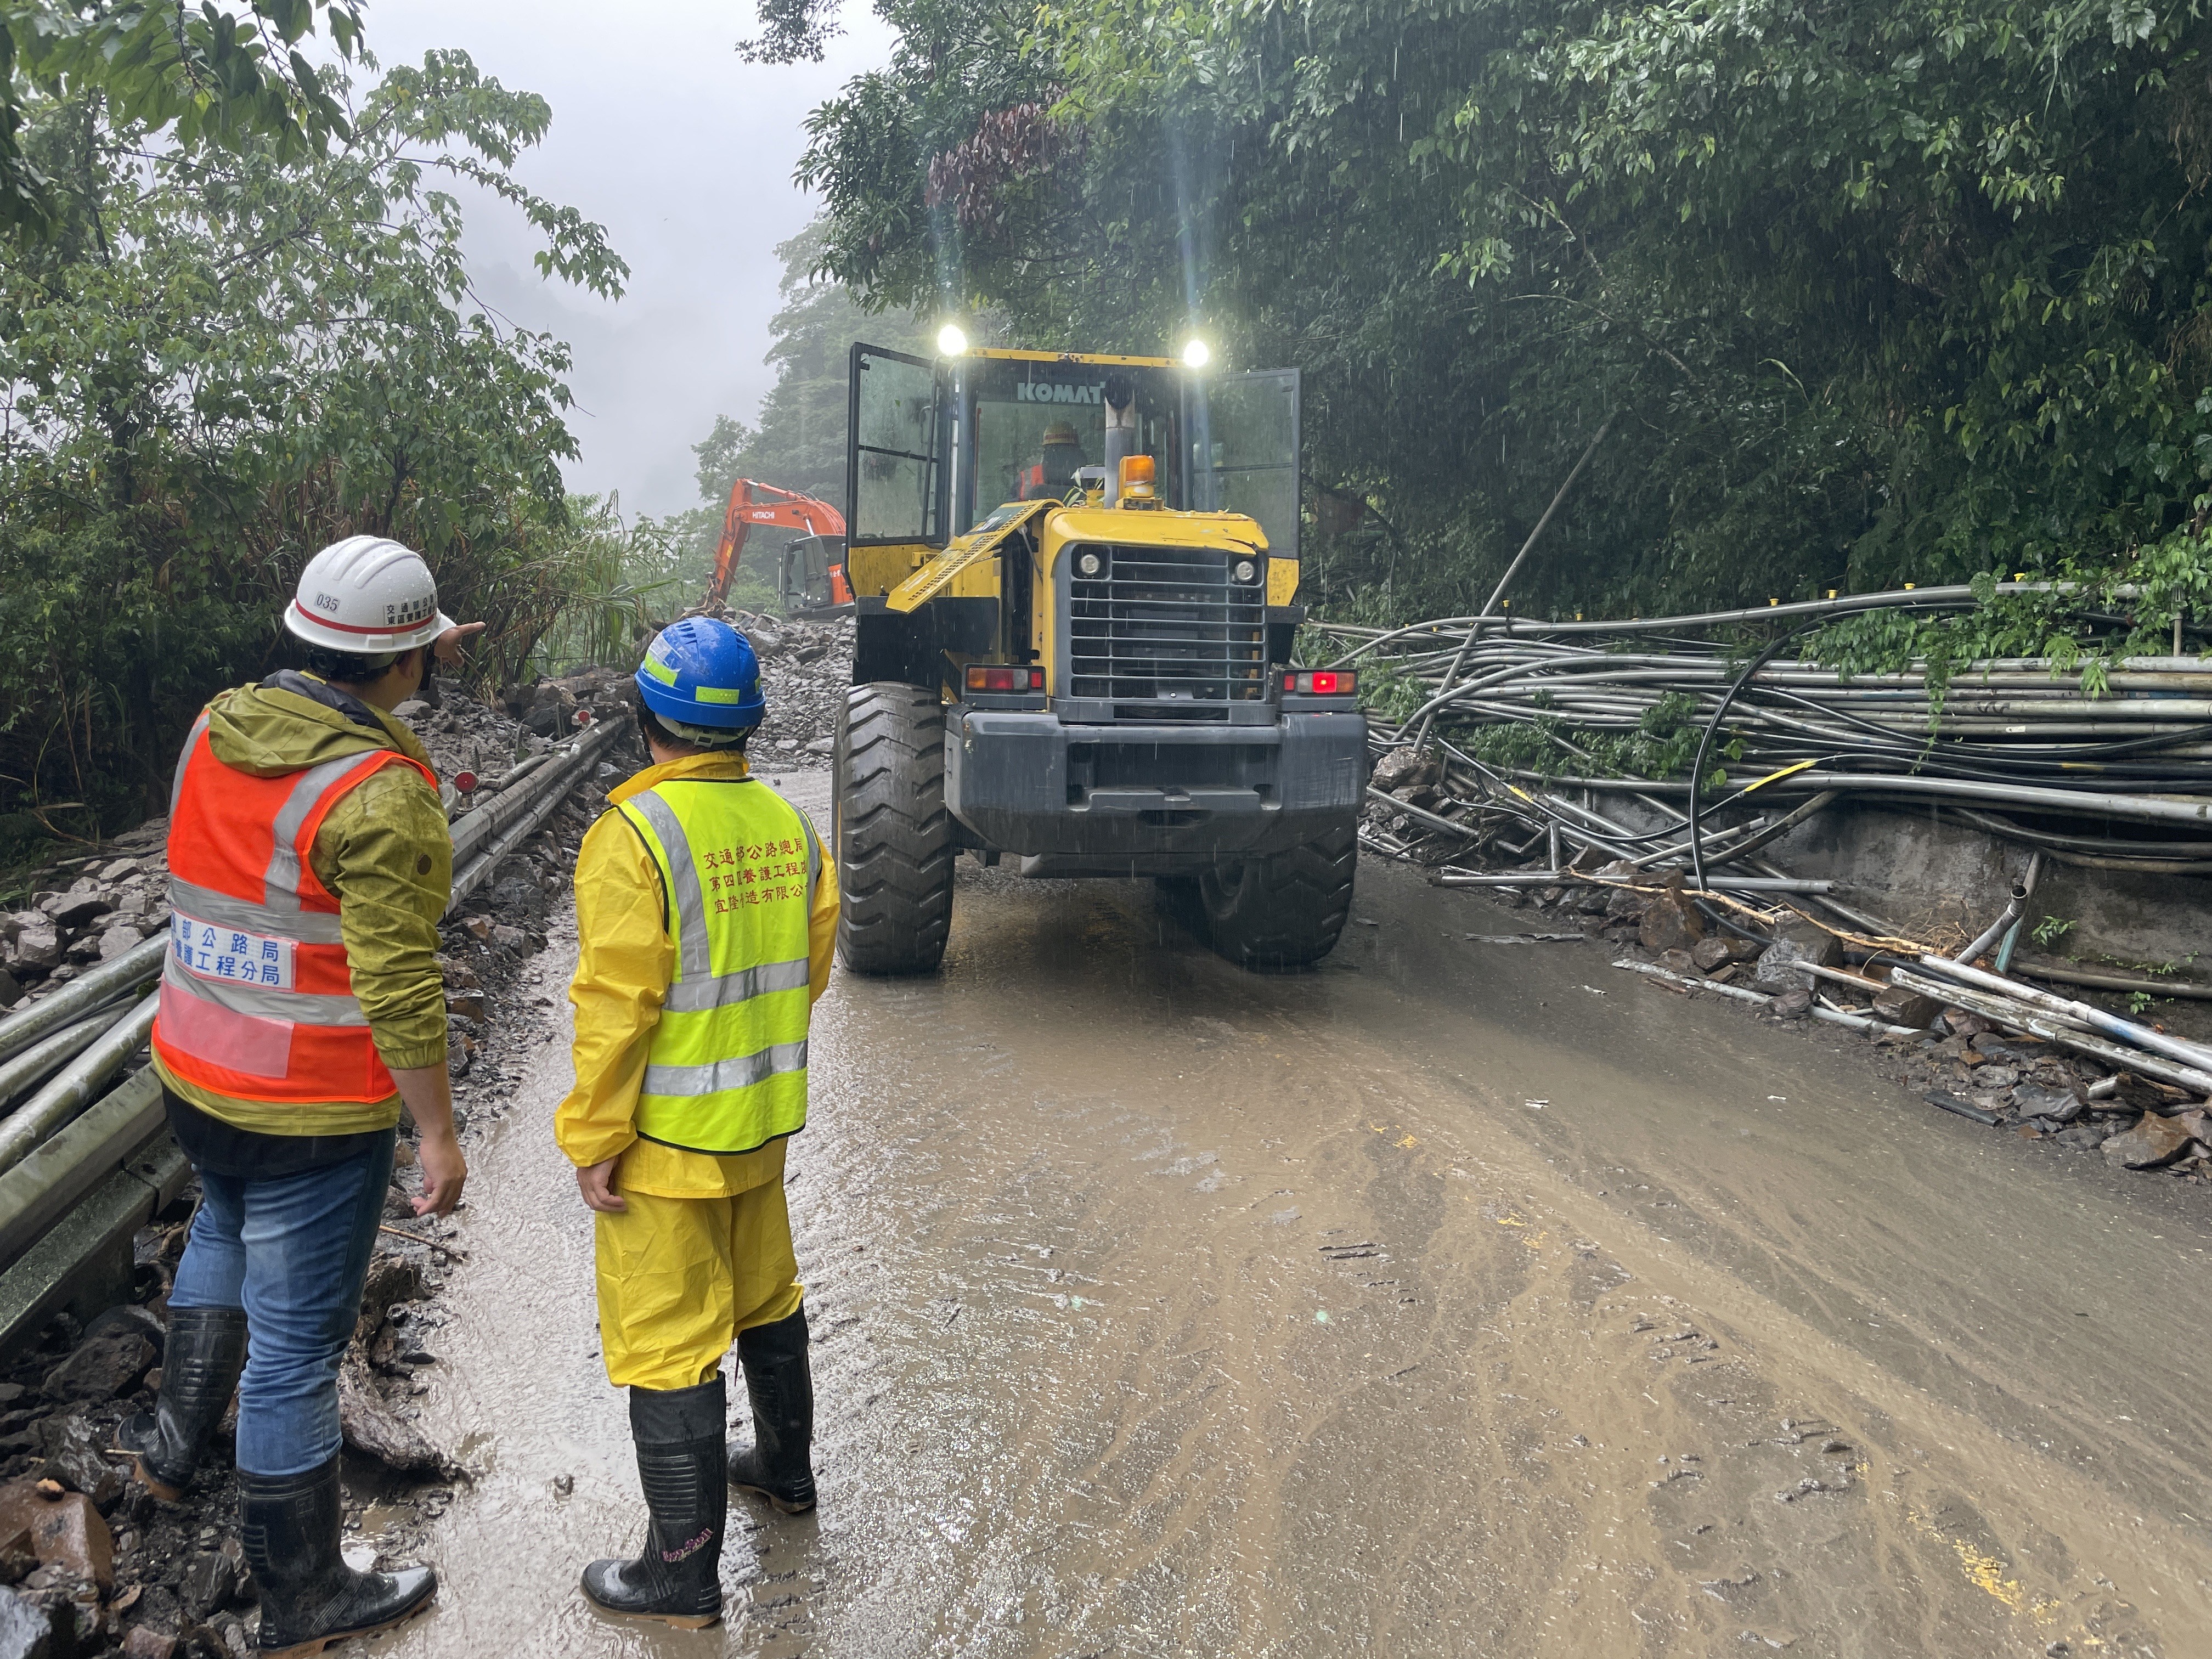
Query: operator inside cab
1018 421 1090 501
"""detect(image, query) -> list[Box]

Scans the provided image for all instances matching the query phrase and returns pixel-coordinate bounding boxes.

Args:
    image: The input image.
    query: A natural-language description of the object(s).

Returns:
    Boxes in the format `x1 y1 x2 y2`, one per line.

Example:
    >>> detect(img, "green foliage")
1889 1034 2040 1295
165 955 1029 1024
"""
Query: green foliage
0 0 366 234
792 0 2212 635
528 495 682 677
1459 686 1710 782
2032 914 2077 947
1808 539 2212 702
0 50 626 835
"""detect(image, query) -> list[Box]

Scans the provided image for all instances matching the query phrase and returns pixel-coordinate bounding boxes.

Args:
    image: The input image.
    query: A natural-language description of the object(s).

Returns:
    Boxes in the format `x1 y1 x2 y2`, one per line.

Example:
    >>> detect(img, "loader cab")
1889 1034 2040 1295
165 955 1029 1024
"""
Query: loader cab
843 343 1300 601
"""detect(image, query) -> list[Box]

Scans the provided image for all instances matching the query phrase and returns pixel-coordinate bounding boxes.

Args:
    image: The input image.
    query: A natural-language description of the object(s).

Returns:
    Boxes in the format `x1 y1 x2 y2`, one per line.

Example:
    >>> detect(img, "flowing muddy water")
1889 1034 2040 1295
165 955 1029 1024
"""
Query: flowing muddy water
377 771 2209 1657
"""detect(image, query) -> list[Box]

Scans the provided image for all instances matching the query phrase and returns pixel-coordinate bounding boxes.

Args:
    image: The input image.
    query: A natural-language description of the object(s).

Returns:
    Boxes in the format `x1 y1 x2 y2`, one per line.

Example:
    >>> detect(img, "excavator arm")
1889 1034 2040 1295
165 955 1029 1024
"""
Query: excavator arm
707 479 849 608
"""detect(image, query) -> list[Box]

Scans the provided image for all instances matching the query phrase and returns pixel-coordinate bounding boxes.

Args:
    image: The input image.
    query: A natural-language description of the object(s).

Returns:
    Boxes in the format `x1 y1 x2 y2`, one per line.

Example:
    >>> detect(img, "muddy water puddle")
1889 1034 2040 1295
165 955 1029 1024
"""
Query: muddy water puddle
376 775 2209 1656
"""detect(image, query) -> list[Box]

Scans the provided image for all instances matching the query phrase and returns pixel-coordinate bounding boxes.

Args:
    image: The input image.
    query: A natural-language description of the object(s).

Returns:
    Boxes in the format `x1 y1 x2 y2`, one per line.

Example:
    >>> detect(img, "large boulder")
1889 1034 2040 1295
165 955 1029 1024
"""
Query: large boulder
43 1333 155 1406
1369 746 1440 794
0 1482 111 1591
2011 1084 2085 1125
36 890 109 930
1753 919 1842 992
1638 879 1706 955
5 930 59 973
2101 1112 2194 1170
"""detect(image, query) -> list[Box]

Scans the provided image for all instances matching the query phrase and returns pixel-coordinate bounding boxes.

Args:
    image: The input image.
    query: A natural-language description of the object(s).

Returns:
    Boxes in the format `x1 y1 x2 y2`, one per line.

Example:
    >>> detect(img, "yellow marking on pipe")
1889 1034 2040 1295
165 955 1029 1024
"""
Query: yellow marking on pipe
1742 758 1816 794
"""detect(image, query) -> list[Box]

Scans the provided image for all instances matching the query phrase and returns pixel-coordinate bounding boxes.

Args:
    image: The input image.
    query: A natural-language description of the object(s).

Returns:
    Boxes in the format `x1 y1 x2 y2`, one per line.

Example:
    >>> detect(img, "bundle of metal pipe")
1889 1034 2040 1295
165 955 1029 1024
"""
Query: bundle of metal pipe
1323 591 2212 870
1893 955 2212 1104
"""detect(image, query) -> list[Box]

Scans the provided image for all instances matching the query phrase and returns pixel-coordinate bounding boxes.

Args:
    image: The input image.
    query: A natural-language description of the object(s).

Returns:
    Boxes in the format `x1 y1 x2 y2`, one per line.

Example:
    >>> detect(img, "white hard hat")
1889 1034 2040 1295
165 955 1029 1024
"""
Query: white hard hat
283 536 455 654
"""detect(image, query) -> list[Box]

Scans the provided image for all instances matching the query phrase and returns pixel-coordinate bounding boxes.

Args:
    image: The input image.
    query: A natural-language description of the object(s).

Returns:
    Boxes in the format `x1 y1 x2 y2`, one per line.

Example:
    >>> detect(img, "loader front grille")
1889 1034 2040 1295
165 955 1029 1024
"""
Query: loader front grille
1065 543 1267 716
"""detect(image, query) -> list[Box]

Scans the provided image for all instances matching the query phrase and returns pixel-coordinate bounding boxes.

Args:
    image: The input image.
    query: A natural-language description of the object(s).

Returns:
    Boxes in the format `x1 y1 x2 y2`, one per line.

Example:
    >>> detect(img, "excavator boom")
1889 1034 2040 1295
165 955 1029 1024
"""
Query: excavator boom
707 478 848 608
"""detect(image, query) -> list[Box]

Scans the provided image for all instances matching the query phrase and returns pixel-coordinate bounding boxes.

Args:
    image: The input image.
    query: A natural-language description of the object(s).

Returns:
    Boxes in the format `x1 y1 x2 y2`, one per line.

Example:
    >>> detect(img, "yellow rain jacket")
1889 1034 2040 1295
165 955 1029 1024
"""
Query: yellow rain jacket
153 678 451 1135
557 750 838 1390
554 752 838 1198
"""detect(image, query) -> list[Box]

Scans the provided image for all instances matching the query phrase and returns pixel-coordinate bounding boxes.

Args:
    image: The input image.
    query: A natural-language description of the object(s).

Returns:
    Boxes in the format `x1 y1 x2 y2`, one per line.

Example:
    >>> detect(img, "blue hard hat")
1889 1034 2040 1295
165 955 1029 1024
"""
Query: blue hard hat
635 618 766 729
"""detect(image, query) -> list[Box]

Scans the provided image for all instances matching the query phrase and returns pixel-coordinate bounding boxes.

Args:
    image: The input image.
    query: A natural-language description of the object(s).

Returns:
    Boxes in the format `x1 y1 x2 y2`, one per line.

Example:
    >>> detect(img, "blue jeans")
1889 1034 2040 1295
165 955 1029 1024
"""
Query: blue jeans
169 1131 396 1477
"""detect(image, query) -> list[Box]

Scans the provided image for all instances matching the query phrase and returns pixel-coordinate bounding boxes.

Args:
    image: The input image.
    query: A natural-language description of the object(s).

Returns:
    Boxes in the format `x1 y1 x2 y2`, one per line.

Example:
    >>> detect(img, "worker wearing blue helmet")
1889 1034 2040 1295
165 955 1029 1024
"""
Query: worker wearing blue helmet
555 617 839 1628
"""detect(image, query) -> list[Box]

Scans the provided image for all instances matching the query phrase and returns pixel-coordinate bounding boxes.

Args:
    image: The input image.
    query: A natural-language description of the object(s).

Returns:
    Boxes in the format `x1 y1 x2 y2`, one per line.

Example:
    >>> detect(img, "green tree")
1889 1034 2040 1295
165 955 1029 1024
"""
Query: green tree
0 0 365 234
789 0 2212 636
0 48 627 839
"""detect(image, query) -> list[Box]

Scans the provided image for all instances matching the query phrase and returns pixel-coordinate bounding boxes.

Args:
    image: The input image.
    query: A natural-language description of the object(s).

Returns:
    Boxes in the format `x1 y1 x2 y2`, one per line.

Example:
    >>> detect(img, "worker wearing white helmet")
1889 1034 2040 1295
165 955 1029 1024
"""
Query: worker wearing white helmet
129 535 482 1654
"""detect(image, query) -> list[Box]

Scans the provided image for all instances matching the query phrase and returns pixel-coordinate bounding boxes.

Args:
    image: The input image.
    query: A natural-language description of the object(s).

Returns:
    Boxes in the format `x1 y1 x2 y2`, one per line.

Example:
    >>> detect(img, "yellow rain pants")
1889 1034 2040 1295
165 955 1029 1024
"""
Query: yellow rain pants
558 749 836 1390
594 1180 805 1390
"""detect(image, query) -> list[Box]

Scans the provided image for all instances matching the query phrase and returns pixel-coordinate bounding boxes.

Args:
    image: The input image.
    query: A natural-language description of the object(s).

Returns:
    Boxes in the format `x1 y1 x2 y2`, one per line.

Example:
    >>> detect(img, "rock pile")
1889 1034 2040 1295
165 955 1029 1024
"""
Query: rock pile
738 613 854 769
0 1216 465 1656
0 824 173 1011
492 665 636 749
494 615 853 771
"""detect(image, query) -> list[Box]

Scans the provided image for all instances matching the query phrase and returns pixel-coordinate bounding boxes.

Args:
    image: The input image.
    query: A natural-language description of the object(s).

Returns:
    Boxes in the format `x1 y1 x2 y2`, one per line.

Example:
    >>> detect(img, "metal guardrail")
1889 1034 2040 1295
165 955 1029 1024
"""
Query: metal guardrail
0 715 621 1351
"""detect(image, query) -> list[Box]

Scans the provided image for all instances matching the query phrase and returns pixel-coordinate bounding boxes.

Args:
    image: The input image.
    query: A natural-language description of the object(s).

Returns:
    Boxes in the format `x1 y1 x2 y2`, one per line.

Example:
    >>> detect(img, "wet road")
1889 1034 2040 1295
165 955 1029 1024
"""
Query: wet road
381 771 2210 1657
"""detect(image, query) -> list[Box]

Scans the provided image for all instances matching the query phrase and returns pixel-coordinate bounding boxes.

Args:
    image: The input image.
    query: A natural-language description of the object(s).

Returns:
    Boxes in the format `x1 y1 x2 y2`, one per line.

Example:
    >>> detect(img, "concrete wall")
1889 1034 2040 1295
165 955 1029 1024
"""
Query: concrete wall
1766 802 2202 973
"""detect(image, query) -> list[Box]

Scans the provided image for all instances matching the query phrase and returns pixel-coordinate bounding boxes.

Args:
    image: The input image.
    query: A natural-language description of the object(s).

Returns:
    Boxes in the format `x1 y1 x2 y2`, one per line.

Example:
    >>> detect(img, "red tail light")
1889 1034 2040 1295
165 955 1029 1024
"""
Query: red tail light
1282 670 1357 696
452 771 478 794
964 665 1046 693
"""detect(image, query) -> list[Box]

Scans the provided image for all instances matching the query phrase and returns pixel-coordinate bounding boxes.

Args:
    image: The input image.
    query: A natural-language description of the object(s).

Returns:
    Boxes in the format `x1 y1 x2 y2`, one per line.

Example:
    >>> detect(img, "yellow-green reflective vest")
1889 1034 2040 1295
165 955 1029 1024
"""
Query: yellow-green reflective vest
616 777 822 1156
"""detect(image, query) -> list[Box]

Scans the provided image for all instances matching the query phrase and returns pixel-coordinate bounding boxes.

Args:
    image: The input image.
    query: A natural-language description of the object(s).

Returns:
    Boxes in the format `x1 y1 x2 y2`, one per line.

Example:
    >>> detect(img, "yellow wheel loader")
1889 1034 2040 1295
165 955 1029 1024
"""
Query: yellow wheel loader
834 343 1368 974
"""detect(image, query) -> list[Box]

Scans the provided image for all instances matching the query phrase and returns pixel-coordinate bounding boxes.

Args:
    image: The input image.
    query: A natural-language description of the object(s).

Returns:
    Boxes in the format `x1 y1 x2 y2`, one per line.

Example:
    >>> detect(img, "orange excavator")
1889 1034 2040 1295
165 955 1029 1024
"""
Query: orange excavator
706 478 852 616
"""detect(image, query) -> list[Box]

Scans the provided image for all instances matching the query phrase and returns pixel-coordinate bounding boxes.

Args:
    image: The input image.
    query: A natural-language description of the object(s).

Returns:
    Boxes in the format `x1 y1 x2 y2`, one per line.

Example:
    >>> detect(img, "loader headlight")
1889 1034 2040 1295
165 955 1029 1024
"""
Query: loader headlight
935 321 969 357
1231 558 1259 584
1075 550 1105 579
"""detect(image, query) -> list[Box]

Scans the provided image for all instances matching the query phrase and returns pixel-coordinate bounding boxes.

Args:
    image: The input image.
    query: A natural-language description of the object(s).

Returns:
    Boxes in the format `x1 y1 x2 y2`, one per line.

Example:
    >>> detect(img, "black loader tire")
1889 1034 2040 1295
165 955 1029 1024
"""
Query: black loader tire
834 682 955 975
1196 820 1358 971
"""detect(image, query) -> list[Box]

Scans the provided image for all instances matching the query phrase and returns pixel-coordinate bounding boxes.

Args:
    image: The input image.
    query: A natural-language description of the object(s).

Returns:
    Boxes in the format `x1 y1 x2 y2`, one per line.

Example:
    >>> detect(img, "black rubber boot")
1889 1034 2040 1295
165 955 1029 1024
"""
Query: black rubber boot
241 1457 436 1656
114 1305 249 1500
727 1310 816 1514
580 1378 726 1628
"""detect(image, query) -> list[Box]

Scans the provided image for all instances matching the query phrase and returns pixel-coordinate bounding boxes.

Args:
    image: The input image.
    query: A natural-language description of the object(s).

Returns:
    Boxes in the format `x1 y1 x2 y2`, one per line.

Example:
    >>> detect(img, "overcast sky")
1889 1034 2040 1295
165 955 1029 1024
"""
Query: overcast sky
358 0 894 519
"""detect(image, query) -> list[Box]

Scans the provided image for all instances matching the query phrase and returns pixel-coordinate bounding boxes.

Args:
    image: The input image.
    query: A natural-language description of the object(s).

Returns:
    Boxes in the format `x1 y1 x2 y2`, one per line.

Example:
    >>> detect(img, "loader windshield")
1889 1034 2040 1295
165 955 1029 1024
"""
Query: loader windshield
964 358 1181 521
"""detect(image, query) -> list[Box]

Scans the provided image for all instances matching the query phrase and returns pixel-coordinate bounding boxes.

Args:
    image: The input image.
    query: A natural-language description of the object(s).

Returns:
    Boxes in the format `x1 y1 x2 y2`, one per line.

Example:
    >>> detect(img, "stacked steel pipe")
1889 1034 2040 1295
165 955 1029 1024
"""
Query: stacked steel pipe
1322 586 2212 877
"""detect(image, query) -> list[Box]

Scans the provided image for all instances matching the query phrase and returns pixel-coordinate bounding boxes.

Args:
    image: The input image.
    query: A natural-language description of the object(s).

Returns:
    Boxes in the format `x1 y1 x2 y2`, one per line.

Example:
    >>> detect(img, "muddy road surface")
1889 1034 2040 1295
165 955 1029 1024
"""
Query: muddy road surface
379 771 2209 1658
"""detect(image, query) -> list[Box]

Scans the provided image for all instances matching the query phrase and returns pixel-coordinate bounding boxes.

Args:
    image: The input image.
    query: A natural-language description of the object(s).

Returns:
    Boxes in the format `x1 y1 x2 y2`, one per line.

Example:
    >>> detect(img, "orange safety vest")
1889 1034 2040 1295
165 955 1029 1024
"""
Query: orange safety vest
151 711 438 1105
